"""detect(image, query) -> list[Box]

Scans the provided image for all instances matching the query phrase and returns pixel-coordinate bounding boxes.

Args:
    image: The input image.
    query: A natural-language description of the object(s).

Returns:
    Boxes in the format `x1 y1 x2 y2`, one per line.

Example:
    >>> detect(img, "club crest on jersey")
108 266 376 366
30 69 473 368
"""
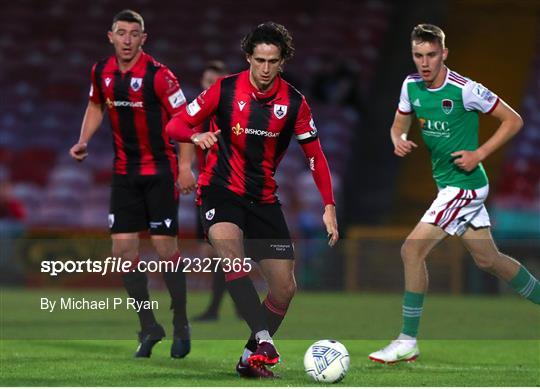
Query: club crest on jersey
441 99 453 114
205 208 215 221
273 104 287 119
130 77 143 92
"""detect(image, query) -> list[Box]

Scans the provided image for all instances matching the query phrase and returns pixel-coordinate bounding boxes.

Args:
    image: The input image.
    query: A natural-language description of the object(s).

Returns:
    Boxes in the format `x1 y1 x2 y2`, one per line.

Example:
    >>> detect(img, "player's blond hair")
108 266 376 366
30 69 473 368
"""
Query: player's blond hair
411 24 445 48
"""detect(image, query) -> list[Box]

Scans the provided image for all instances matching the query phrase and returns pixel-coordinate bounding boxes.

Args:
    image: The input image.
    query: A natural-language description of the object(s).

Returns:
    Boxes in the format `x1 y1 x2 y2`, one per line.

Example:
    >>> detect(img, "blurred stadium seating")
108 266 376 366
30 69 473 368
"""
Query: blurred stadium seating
491 40 540 238
0 0 393 234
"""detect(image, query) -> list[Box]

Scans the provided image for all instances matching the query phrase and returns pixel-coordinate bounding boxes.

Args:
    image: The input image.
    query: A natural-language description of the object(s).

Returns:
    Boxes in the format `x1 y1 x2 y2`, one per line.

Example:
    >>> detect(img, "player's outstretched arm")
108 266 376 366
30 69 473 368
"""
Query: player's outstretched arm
390 111 417 157
451 100 523 172
69 101 104 162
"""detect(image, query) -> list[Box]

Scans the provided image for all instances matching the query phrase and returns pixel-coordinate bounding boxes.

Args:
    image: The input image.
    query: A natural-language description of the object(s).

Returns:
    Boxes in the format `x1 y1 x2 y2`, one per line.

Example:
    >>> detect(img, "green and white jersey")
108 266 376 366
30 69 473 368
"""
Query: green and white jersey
398 68 499 189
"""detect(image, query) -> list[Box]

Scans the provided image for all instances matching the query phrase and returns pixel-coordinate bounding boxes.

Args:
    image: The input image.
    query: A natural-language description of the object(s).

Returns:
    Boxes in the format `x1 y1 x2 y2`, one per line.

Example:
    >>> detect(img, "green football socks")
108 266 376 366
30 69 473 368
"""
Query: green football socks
509 265 540 304
401 291 425 338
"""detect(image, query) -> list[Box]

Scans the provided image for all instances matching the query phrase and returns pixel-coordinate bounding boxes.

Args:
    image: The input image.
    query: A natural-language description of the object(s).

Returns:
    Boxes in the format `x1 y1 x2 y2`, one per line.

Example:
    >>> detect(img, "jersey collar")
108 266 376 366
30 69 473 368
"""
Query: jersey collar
426 66 449 92
114 50 148 74
242 70 282 102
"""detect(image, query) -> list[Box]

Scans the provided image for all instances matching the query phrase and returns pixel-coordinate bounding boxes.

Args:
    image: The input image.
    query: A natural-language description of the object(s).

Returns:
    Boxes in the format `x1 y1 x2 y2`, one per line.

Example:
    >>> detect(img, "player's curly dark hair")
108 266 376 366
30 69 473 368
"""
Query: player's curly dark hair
411 24 445 48
241 22 295 61
112 9 145 31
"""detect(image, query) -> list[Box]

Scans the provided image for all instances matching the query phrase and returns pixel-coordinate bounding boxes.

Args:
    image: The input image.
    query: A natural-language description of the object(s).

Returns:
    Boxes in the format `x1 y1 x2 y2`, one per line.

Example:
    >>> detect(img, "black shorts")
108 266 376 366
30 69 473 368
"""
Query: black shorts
196 205 206 240
109 173 178 236
199 185 294 261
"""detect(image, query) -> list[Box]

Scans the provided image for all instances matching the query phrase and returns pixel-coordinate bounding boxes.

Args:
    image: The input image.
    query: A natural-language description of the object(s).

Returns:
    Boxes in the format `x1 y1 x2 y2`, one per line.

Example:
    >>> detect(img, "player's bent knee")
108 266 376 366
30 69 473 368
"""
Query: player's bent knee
400 240 424 264
272 281 296 303
154 247 178 261
473 254 495 272
112 246 139 261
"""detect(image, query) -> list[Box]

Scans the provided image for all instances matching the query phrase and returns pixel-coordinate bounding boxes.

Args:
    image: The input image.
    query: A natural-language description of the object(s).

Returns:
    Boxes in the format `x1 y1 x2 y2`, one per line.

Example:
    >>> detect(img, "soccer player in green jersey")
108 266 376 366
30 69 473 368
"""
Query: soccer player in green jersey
369 24 540 364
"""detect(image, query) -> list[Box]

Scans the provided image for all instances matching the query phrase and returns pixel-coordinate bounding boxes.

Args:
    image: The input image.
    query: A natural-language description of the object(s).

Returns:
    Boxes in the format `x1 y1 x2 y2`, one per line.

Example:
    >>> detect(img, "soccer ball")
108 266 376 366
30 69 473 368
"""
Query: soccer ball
304 340 350 383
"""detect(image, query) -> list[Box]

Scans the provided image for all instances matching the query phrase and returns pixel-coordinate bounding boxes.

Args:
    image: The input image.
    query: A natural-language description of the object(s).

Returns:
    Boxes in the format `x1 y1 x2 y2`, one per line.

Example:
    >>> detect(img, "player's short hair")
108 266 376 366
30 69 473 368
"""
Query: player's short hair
112 9 145 31
205 60 227 75
411 24 445 48
241 22 294 61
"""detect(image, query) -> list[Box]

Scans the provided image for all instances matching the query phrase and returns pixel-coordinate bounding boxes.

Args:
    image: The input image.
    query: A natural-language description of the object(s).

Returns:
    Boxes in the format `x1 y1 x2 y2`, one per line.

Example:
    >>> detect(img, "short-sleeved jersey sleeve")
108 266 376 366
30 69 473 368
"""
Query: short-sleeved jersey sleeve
178 79 222 128
154 67 186 116
462 80 499 113
294 97 318 144
88 63 102 104
397 78 413 114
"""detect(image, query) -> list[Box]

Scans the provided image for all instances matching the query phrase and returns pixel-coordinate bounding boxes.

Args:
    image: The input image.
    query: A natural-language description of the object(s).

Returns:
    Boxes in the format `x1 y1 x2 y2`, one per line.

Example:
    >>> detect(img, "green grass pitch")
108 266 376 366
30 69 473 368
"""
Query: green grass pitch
1 289 539 386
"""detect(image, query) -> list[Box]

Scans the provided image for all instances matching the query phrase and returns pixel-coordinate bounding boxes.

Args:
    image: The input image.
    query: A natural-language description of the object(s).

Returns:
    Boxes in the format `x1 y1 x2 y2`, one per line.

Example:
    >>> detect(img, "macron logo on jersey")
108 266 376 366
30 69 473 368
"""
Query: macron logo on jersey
413 98 421 107
238 101 246 111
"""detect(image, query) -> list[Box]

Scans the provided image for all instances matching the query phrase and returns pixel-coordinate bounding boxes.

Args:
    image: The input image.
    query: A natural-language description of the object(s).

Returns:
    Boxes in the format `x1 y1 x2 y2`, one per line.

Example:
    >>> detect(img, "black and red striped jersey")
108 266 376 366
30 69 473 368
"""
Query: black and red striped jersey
178 70 319 204
89 51 186 176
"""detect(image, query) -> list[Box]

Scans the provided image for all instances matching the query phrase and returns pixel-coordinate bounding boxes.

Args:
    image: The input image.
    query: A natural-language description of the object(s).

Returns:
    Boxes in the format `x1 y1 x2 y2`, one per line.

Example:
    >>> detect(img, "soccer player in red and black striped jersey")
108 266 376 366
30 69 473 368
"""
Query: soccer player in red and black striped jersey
167 22 339 378
177 60 237 322
69 10 191 359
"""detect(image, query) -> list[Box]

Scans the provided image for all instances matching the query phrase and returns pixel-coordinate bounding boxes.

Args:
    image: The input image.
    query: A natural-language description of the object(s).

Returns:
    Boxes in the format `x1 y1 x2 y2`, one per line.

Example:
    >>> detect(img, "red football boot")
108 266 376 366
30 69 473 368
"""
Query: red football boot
247 341 280 367
236 358 275 378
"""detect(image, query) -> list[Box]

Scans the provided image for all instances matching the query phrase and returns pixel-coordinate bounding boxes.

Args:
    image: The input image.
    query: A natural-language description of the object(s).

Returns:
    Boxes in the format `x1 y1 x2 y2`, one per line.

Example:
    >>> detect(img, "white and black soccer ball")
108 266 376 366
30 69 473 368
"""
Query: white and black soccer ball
304 339 350 383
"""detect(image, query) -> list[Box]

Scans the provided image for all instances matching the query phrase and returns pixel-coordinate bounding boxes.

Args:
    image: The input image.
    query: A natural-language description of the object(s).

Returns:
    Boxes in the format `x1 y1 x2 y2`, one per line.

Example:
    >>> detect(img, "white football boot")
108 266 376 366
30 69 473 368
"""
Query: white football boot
368 337 419 364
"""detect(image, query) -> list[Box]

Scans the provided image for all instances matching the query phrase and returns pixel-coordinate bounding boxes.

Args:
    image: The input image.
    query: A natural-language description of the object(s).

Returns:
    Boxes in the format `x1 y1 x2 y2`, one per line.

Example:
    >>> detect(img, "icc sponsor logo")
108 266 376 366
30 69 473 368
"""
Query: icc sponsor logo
419 117 450 136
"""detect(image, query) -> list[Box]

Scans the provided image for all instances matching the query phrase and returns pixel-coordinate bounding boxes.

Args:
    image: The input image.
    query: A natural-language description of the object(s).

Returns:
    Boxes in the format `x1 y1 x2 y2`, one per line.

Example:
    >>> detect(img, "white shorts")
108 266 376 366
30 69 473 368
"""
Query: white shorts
421 185 491 236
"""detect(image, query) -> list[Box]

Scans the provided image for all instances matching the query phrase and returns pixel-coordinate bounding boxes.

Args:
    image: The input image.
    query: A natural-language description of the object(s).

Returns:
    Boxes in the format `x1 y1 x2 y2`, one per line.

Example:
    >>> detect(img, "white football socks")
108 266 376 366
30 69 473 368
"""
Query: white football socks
397 333 416 341
255 330 273 344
